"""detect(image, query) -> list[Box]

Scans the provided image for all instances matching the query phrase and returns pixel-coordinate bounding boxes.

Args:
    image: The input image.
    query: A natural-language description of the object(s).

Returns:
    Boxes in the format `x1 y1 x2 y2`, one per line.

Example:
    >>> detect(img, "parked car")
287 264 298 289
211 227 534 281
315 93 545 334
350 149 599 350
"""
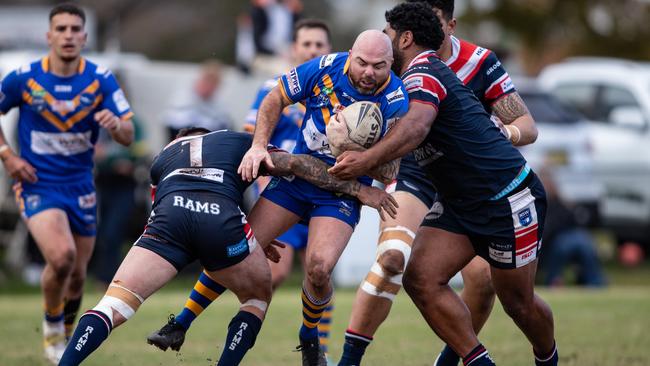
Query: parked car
514 77 603 226
538 57 650 245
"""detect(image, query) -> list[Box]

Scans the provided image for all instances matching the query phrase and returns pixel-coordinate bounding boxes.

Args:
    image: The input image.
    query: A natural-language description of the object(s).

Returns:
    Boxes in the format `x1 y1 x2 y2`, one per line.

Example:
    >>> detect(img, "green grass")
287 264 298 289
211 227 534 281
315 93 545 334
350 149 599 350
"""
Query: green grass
1 285 649 365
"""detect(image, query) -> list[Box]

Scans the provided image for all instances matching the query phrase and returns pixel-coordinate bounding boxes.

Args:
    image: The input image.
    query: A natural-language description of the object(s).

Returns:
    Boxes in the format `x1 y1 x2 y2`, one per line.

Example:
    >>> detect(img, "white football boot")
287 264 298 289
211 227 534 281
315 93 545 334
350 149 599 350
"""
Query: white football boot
43 319 66 364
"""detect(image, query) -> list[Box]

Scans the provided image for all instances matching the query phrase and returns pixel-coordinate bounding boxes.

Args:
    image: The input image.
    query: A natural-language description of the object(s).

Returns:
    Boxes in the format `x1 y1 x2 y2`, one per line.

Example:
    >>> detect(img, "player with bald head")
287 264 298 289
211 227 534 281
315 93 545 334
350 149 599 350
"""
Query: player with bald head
238 29 408 366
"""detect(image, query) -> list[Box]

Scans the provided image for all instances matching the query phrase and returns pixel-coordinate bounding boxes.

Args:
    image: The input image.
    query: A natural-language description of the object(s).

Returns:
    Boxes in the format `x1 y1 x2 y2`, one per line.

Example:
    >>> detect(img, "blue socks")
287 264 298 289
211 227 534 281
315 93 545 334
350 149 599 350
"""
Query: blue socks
216 311 262 366
58 311 112 366
337 329 372 366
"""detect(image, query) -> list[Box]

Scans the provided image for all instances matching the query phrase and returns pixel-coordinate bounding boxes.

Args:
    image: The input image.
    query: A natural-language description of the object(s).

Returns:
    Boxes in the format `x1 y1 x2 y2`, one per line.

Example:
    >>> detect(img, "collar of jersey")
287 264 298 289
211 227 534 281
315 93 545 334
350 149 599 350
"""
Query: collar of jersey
406 50 439 70
41 56 86 75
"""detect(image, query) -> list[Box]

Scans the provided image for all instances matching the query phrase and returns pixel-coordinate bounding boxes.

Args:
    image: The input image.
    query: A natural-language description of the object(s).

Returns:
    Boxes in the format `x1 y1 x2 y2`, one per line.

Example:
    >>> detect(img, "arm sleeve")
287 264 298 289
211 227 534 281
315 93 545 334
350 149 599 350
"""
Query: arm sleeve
99 71 134 120
0 70 23 114
481 52 516 105
278 56 322 105
403 72 447 111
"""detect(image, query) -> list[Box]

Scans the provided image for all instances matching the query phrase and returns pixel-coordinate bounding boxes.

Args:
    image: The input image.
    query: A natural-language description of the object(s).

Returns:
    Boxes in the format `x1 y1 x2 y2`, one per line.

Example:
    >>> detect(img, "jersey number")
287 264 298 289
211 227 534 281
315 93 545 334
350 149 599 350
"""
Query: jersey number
182 137 203 167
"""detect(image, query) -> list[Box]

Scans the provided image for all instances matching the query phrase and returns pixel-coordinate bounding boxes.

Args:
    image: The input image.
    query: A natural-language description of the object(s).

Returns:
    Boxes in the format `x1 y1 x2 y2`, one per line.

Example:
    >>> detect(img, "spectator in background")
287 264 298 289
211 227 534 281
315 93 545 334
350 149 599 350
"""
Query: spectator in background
92 112 148 286
538 168 607 287
163 60 233 141
249 0 303 75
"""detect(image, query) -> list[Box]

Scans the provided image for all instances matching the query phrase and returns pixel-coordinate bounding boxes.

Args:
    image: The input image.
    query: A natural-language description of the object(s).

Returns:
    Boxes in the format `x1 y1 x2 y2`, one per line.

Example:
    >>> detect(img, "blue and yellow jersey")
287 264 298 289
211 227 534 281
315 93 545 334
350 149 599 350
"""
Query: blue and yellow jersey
278 52 408 173
0 57 133 184
244 77 304 152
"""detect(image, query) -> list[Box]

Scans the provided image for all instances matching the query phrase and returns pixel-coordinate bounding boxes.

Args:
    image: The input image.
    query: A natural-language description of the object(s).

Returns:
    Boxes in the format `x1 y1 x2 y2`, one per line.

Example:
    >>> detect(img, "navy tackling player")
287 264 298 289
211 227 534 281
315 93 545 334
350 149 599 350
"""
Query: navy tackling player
146 19 337 356
337 1 539 365
331 3 557 366
58 128 397 366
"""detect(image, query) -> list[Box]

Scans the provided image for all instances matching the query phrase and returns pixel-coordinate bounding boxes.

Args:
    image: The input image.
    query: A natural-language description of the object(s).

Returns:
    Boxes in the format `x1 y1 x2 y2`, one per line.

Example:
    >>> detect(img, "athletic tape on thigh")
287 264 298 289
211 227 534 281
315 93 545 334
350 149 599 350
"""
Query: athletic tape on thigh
93 283 144 324
361 226 415 300
241 299 268 313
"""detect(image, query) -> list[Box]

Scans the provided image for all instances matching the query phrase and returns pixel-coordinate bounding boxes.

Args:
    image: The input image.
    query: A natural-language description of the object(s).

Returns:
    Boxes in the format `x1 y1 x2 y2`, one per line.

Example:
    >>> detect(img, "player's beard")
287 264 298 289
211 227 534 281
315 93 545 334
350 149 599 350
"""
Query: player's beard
391 40 404 76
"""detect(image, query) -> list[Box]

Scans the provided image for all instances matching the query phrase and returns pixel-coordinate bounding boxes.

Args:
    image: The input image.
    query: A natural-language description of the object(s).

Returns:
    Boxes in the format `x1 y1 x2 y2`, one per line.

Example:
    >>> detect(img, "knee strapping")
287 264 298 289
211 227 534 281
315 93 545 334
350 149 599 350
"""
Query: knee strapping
241 299 268 313
361 226 415 300
92 282 144 326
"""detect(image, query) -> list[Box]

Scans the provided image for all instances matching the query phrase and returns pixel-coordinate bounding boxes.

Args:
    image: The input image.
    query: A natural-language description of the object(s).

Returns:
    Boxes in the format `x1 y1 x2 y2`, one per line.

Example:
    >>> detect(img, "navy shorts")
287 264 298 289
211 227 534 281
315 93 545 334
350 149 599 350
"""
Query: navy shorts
135 191 256 272
388 153 437 209
14 180 97 236
261 176 361 228
421 173 547 269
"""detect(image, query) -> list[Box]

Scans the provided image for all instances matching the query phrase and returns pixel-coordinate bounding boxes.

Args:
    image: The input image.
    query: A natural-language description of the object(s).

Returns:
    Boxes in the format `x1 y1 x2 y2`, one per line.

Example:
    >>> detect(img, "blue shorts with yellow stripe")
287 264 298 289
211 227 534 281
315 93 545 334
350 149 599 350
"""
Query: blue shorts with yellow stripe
14 180 97 236
261 176 361 229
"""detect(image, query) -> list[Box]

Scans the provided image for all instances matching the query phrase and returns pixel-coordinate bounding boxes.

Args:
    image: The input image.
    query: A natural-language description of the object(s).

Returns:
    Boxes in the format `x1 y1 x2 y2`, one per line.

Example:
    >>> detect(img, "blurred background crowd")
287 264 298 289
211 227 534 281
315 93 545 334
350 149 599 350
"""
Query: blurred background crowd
1 0 650 290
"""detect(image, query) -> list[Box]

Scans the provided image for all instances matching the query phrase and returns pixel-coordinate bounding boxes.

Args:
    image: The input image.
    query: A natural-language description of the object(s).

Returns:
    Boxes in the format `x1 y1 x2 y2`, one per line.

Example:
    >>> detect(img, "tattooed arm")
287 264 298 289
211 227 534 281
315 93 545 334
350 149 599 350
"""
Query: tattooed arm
265 151 398 219
491 92 538 146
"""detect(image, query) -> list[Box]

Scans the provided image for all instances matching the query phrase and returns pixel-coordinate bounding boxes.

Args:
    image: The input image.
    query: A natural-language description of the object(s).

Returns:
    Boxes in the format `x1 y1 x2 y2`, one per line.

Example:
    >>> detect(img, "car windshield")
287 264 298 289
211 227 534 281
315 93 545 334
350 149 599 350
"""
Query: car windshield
519 91 583 123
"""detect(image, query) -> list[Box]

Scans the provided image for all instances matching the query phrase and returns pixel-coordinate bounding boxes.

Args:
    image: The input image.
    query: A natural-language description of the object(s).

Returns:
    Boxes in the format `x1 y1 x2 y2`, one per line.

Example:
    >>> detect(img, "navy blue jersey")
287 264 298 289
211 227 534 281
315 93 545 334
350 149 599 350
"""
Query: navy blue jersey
403 51 526 209
445 36 516 113
150 131 263 205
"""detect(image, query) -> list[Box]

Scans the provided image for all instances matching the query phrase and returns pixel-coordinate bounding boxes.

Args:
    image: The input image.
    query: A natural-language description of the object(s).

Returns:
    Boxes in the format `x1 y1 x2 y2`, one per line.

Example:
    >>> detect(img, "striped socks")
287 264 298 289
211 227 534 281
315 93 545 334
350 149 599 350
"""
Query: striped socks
318 302 334 353
175 271 227 330
299 287 332 341
534 342 558 366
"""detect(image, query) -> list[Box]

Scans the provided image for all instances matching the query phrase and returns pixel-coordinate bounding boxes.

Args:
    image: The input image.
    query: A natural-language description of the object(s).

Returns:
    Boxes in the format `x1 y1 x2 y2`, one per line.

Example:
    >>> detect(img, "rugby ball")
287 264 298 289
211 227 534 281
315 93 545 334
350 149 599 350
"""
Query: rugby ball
327 101 382 156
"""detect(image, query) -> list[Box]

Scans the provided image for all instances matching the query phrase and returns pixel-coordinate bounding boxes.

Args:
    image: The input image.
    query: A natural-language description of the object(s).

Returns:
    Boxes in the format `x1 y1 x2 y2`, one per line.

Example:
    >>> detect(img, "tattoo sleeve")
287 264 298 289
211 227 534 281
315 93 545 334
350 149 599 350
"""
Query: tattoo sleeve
268 152 361 196
491 92 530 124
366 158 401 185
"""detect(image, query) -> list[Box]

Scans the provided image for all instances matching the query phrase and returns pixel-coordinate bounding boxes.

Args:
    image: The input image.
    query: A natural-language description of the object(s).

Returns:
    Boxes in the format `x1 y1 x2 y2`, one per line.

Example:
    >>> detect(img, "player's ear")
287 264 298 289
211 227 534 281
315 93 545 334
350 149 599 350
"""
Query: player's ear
401 30 414 49
449 18 457 35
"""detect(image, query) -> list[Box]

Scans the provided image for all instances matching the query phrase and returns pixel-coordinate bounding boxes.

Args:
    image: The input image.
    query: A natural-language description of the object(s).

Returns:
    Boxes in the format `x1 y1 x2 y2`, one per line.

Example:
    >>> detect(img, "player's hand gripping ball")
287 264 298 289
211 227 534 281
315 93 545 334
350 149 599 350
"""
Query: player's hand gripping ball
326 101 382 157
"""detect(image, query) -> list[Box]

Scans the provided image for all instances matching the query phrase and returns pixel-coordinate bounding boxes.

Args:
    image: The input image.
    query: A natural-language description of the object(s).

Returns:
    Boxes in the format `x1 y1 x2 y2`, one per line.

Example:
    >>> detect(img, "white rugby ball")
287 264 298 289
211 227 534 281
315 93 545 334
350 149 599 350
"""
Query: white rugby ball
327 101 382 156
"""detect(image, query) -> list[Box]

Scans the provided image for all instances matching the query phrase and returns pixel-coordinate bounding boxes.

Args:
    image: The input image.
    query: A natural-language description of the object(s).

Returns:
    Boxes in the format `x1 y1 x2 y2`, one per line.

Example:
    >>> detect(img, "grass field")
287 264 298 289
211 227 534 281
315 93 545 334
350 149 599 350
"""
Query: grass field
1 283 649 366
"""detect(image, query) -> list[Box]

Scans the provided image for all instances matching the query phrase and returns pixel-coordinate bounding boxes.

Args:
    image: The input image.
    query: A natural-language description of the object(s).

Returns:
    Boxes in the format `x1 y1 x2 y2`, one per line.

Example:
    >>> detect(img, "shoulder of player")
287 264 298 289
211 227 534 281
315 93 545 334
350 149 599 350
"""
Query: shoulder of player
316 52 347 70
81 58 116 81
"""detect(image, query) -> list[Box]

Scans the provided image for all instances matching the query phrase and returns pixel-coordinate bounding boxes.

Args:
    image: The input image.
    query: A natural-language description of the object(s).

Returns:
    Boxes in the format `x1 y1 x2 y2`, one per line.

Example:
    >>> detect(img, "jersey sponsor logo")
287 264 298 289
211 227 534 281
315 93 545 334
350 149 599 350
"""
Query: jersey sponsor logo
319 53 337 69
162 167 224 183
287 68 301 96
172 195 221 215
385 88 405 104
78 192 97 209
52 100 76 114
112 89 130 113
341 91 357 103
485 60 502 76
302 117 333 157
404 76 423 91
226 238 249 257
500 78 514 93
489 247 512 263
54 84 72 93
30 130 93 156
413 142 443 165
30 89 47 112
